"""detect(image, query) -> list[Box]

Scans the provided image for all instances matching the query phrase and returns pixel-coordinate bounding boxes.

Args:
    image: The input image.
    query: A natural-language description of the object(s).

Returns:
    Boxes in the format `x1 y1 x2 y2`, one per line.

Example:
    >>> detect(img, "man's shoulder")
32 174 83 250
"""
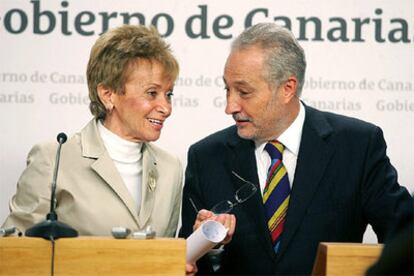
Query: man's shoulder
306 104 379 134
191 125 238 149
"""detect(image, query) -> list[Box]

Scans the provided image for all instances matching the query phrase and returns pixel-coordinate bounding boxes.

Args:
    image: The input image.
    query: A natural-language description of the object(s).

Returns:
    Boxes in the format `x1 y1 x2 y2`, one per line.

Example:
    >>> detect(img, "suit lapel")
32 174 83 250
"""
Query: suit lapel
138 143 157 228
81 120 140 226
227 128 276 260
91 153 139 222
277 105 336 259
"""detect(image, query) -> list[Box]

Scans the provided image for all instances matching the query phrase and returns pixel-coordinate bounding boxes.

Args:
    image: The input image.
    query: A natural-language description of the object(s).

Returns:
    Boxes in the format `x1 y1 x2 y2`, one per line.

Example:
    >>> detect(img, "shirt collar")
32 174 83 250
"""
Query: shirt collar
255 102 306 156
278 102 305 156
97 120 143 162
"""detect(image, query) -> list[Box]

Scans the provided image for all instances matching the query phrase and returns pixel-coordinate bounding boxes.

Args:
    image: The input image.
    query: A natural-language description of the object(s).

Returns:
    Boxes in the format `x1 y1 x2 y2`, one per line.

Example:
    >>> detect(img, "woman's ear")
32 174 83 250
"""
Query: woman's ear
97 84 114 112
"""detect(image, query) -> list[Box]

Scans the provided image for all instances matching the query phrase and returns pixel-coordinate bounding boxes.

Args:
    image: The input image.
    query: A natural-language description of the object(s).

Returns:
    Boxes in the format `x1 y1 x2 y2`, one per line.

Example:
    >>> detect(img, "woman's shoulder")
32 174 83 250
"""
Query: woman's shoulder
144 143 181 165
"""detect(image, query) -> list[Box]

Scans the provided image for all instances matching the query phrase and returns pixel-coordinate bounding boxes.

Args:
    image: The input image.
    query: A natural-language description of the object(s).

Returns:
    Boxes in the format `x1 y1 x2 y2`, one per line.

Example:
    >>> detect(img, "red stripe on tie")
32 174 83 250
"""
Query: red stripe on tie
271 220 285 242
267 160 282 180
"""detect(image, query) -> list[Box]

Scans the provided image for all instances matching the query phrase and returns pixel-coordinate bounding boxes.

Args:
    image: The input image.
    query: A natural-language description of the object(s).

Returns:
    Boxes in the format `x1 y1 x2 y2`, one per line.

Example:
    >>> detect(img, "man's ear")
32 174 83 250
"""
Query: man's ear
283 76 298 100
97 84 114 111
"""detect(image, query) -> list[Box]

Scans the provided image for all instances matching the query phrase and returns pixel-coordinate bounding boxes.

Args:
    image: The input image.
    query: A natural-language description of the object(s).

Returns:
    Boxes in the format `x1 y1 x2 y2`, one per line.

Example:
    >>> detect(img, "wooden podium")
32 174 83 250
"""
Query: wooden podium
312 243 383 276
0 237 185 276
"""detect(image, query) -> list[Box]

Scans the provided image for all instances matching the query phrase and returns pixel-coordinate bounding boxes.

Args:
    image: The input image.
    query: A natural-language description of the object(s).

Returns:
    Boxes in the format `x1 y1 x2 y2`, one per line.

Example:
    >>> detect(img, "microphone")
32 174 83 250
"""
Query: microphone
25 132 78 240
0 227 20 237
57 132 67 143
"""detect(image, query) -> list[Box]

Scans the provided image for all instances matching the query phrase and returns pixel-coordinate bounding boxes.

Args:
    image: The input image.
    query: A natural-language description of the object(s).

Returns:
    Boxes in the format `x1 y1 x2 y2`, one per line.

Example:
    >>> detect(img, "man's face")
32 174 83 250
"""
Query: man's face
223 46 293 144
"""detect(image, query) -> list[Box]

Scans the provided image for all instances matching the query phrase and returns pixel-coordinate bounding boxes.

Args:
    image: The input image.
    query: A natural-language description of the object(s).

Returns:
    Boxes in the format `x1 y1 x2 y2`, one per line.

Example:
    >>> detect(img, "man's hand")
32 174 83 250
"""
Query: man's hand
193 209 236 244
185 263 197 276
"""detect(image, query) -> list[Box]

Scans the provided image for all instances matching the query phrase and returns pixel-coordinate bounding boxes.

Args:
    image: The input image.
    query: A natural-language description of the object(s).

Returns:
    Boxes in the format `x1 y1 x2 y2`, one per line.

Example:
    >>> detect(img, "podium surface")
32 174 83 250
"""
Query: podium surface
0 236 185 276
312 242 383 276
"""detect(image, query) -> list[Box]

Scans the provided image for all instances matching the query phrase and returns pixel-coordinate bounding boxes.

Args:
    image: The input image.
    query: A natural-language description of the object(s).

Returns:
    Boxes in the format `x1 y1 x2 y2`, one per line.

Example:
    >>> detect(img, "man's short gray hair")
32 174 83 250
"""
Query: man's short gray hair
231 23 306 96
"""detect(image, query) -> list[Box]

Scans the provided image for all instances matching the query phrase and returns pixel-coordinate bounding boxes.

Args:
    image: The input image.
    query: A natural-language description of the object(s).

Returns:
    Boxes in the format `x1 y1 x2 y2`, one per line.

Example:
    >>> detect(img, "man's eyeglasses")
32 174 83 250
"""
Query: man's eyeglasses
189 171 258 214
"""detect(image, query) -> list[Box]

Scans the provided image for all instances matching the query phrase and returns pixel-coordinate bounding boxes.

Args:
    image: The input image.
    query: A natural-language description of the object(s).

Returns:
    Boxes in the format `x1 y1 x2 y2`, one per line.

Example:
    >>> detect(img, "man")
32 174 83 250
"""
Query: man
179 23 412 275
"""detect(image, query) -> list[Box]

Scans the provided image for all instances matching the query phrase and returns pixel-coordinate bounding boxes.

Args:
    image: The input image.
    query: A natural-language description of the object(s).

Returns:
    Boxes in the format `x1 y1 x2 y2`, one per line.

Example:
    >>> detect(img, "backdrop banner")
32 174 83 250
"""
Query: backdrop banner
1 0 413 242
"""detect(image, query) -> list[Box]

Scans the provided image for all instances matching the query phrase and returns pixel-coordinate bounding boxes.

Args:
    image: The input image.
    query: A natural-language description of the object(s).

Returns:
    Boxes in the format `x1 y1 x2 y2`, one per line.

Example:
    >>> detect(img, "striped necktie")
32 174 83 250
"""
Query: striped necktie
263 140 291 253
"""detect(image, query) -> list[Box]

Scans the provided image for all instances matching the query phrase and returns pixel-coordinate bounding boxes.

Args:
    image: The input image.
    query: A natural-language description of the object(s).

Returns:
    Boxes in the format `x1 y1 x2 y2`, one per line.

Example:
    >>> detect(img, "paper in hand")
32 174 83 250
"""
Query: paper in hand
186 220 228 263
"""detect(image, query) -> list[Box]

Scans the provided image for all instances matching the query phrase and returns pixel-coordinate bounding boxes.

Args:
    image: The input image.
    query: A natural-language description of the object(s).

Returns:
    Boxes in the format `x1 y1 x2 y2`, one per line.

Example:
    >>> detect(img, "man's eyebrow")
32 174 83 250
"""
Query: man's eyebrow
223 77 252 87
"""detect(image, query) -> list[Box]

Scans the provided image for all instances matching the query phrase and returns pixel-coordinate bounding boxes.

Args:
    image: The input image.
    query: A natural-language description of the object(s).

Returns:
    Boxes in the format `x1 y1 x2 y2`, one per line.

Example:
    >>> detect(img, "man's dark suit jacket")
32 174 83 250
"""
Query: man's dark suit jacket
179 104 412 275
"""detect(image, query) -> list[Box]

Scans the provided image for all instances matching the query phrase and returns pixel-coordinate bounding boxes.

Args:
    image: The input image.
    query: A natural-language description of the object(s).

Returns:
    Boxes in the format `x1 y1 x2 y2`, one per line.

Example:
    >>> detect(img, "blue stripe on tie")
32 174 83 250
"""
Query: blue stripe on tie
274 241 281 253
263 174 290 216
265 144 282 160
268 159 278 174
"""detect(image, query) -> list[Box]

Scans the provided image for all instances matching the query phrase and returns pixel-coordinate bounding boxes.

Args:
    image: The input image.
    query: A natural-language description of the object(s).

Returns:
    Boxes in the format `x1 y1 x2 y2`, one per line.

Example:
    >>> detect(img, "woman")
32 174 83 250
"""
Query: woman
2 25 182 237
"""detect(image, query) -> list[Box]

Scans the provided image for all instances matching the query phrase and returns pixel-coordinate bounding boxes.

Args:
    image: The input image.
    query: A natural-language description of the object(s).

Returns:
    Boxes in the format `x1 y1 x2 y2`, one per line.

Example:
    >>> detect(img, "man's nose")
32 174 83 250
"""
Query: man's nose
225 92 241 115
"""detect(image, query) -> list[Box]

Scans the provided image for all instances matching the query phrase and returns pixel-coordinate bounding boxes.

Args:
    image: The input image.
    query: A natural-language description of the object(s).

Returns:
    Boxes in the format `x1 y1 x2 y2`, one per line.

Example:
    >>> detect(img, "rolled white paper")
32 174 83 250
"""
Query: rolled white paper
186 220 228 263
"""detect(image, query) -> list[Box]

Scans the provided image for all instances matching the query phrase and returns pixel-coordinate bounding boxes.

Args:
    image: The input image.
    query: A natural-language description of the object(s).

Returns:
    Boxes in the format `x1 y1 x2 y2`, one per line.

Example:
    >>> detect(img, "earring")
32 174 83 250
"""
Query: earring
106 103 113 112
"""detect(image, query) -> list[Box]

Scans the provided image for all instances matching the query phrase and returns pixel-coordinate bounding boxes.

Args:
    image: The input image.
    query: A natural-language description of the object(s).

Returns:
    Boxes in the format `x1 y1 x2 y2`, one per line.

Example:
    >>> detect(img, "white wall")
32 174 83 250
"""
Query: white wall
1 0 413 243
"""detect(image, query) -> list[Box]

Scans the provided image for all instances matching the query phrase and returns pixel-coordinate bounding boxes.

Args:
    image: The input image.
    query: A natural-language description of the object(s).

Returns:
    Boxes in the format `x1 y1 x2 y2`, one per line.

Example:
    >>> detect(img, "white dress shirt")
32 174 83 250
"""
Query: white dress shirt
255 102 306 194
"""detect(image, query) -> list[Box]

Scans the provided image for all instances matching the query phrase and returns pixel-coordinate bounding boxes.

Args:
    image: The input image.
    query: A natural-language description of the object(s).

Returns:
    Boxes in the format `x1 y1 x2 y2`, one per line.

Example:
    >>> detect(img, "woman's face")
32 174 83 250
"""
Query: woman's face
103 59 174 143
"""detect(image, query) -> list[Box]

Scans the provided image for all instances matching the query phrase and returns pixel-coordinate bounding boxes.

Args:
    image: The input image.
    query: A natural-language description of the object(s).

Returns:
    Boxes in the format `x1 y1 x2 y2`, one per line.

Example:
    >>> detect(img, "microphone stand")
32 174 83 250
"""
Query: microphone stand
25 133 78 240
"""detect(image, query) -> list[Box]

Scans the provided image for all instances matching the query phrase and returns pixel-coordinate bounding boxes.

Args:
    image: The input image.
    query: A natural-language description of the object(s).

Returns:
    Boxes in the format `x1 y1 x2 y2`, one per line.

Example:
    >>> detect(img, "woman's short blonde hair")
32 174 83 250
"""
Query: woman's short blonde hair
87 24 179 119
